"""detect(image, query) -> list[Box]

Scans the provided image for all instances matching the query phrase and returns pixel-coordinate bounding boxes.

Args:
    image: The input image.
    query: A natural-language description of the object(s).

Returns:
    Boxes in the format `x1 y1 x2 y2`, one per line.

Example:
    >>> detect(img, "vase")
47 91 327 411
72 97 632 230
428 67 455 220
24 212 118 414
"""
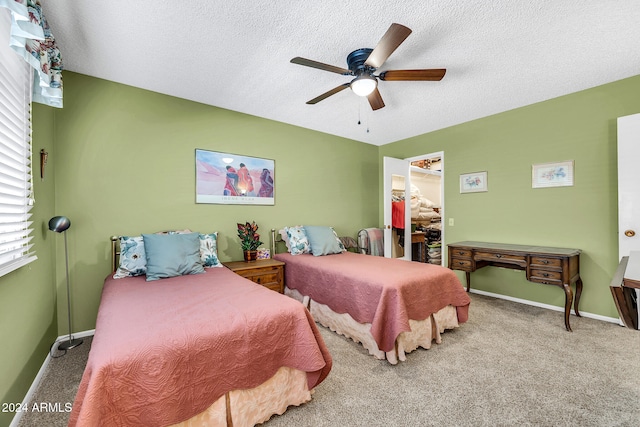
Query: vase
243 250 258 262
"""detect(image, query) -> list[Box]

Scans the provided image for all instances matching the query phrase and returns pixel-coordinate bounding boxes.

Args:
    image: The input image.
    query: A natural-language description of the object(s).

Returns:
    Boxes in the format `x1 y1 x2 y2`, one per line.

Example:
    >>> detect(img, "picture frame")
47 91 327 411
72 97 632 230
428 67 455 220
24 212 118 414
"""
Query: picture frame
195 149 275 205
532 160 574 188
460 171 488 193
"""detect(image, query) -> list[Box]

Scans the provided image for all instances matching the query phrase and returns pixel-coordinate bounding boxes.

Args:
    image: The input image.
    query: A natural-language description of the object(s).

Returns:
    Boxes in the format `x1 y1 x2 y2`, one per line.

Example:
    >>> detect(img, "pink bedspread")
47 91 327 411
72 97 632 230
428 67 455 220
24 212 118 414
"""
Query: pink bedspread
274 252 470 352
69 268 332 427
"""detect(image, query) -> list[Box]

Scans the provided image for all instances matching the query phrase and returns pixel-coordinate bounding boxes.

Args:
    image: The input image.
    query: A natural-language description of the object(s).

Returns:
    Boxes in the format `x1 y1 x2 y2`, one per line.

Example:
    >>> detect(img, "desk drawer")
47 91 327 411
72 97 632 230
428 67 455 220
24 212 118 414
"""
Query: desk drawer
530 256 562 268
530 269 562 281
529 276 562 286
475 251 526 265
450 249 472 258
450 258 473 271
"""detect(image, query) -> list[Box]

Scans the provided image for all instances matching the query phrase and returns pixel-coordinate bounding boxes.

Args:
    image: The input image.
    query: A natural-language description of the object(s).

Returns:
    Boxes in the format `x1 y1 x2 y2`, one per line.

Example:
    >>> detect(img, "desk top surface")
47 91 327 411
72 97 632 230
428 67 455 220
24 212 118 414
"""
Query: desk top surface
448 241 581 256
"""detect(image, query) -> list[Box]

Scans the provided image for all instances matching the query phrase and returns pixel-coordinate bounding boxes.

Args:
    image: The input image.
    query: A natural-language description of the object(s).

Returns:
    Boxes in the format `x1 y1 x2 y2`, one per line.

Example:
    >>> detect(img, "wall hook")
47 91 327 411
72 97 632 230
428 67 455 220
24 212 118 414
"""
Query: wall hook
40 149 48 180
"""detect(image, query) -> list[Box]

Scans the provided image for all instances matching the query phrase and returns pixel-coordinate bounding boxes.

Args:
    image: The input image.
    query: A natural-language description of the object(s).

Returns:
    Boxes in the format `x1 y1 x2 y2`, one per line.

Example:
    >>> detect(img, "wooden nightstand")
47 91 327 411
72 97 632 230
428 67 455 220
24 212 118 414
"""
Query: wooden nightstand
223 259 285 293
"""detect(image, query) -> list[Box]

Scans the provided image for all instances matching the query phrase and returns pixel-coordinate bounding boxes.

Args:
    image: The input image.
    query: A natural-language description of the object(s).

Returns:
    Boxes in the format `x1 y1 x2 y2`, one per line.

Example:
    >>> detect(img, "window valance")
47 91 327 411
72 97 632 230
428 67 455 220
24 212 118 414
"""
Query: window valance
0 0 62 108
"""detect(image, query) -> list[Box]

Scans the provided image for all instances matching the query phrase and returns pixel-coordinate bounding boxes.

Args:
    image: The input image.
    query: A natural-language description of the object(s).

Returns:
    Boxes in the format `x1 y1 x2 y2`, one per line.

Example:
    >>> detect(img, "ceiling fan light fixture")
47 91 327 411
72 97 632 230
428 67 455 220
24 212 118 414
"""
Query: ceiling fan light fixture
350 75 377 97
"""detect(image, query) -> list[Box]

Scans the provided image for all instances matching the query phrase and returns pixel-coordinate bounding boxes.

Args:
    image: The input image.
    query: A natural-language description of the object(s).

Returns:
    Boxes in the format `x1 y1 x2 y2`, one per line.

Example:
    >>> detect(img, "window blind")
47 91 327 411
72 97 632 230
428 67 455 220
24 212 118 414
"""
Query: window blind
0 9 37 277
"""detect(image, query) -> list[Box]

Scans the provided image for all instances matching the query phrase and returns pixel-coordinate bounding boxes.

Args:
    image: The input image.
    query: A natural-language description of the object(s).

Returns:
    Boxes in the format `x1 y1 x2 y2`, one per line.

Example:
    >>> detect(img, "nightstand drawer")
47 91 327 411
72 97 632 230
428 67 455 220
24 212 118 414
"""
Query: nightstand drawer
239 267 282 287
223 259 285 293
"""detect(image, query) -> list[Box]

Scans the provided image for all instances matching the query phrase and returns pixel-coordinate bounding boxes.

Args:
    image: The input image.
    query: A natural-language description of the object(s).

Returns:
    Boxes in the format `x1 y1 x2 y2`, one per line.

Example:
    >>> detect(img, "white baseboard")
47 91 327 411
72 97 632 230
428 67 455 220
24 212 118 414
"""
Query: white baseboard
469 289 622 325
9 329 95 427
55 329 96 341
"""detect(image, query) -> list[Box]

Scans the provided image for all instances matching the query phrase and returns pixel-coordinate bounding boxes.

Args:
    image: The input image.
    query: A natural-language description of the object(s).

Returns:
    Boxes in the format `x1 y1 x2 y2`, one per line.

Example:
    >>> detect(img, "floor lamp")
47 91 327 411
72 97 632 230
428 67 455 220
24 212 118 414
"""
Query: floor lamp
49 216 83 351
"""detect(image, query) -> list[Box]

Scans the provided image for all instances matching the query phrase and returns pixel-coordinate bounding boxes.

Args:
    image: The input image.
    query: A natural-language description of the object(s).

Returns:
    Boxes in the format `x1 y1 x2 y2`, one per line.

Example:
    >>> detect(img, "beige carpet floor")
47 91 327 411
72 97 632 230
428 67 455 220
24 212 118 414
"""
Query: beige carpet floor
16 293 640 427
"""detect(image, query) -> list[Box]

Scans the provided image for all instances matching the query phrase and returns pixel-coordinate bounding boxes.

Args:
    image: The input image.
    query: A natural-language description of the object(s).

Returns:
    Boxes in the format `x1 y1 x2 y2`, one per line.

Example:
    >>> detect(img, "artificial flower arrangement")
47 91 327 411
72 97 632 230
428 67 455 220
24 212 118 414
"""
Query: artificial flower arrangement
237 221 263 252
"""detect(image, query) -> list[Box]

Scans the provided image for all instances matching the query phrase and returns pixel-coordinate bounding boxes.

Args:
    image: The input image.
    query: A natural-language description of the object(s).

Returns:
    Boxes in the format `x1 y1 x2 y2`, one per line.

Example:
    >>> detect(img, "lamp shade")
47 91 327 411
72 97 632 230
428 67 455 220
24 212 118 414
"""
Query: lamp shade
350 75 377 97
49 216 71 233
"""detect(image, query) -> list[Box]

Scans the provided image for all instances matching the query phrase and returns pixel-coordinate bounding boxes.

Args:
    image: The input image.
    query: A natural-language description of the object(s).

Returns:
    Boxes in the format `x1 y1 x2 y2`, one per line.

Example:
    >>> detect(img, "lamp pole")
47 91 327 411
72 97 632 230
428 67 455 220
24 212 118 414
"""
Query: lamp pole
58 229 82 350
49 216 83 351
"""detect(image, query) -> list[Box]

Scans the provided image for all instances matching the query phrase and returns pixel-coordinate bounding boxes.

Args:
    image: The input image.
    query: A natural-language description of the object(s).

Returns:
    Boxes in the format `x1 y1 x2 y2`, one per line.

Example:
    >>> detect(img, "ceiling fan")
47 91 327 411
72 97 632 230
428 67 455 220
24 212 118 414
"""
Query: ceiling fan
290 23 446 111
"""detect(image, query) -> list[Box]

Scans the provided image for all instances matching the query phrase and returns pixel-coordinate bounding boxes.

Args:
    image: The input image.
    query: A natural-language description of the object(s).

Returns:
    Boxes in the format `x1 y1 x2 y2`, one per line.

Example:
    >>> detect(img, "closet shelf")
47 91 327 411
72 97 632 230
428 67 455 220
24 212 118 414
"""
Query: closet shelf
410 166 441 176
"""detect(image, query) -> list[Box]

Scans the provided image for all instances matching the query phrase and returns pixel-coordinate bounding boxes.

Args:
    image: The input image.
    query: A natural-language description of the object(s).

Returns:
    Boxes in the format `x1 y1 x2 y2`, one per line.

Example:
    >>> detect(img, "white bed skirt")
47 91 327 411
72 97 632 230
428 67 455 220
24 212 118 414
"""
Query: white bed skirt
285 286 460 365
171 366 311 427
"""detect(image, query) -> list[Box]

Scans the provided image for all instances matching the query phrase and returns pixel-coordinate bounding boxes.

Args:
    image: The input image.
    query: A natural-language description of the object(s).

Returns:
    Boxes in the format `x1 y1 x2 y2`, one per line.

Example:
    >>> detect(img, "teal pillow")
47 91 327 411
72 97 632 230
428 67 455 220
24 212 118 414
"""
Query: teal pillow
142 233 205 281
303 226 346 256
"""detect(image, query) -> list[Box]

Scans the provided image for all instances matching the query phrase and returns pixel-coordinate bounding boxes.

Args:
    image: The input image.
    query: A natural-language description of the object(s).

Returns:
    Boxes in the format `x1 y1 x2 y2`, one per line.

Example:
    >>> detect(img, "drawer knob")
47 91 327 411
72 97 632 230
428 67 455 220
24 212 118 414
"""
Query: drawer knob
542 273 549 277
541 260 549 264
457 261 464 265
458 251 465 255
625 229 636 237
495 254 502 258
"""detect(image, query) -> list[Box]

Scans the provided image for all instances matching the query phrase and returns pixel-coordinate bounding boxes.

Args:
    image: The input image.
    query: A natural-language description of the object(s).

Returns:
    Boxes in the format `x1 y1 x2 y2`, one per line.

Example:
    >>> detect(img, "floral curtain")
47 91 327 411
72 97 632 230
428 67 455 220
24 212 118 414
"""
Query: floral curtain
0 0 63 107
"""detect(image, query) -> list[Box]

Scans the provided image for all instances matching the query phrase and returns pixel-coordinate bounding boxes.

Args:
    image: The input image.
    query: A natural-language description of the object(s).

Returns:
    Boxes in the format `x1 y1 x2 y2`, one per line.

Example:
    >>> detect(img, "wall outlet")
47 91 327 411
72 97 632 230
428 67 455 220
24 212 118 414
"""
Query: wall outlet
449 218 454 226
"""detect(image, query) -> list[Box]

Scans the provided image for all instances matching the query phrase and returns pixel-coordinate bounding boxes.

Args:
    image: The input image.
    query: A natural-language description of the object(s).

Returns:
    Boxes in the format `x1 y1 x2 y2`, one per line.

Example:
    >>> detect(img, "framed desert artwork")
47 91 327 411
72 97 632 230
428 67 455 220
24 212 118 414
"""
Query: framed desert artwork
195 149 275 205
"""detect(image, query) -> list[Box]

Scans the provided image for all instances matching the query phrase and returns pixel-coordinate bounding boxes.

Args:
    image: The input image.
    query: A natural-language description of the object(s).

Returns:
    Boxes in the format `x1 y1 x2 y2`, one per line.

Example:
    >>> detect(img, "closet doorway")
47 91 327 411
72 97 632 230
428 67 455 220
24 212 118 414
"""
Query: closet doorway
382 152 444 265
407 151 444 266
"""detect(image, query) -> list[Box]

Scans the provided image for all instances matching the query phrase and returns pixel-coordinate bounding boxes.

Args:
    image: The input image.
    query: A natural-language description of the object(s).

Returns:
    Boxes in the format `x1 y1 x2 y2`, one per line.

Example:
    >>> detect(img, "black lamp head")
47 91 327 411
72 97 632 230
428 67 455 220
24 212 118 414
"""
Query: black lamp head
48 216 71 233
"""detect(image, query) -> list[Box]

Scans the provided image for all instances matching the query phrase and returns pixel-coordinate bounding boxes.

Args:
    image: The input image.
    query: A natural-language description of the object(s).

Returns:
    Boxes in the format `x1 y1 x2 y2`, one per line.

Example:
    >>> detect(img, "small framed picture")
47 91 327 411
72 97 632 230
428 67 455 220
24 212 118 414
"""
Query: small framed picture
460 171 488 193
532 160 574 188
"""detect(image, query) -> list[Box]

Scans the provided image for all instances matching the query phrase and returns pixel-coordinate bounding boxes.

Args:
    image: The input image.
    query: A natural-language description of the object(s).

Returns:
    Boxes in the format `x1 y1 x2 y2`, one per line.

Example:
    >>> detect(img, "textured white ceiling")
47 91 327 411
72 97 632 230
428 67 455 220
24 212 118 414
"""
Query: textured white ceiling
44 0 640 146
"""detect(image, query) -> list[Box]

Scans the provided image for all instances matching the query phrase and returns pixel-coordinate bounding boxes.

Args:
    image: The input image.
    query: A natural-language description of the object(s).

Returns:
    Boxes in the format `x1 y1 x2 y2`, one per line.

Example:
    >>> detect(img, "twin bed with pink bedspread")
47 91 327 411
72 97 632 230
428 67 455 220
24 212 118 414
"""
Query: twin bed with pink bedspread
273 251 471 364
70 226 469 425
69 266 332 427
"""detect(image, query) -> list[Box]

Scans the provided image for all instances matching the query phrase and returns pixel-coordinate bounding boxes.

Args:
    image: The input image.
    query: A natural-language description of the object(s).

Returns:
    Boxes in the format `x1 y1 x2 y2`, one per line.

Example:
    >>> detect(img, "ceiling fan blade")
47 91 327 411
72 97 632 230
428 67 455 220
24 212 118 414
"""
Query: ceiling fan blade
306 83 350 104
379 69 447 81
291 57 351 75
367 88 385 111
364 23 412 69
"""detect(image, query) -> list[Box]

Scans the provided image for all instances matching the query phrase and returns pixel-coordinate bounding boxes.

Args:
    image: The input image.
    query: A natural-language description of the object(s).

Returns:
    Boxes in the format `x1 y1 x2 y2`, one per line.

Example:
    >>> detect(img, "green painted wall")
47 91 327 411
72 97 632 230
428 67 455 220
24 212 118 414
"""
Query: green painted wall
4 70 639 426
380 74 640 319
52 72 380 333
0 104 58 427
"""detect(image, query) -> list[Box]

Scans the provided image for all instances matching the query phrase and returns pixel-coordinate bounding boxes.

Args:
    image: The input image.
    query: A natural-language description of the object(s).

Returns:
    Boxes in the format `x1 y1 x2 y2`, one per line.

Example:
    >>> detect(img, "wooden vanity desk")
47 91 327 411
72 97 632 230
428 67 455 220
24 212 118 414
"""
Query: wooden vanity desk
447 241 582 331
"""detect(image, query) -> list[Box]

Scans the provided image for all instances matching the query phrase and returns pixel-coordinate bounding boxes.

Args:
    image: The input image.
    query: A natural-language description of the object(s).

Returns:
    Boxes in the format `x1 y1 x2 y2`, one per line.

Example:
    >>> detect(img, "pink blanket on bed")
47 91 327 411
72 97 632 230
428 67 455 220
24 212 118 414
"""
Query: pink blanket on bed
69 268 332 427
274 252 470 352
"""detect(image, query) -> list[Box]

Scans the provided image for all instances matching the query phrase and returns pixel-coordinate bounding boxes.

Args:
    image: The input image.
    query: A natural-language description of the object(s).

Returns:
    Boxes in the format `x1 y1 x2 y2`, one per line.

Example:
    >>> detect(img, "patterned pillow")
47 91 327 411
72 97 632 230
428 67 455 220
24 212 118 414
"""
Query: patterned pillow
113 236 147 279
199 232 222 268
278 229 291 251
331 227 347 252
285 225 311 255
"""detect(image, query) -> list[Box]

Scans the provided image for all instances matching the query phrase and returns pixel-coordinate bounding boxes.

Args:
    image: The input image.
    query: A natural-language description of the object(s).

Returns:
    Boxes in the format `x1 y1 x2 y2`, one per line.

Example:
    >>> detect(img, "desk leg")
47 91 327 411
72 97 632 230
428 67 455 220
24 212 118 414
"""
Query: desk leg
465 272 471 292
562 283 574 332
573 278 583 317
